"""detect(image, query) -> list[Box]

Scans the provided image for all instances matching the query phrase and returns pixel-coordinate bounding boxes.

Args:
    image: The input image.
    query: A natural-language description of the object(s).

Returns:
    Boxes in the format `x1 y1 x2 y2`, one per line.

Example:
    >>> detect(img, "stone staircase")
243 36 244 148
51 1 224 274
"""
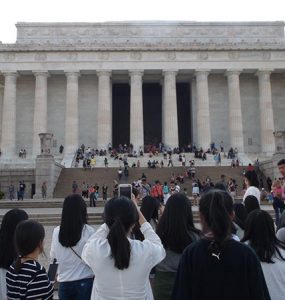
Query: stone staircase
0 199 275 226
54 166 246 198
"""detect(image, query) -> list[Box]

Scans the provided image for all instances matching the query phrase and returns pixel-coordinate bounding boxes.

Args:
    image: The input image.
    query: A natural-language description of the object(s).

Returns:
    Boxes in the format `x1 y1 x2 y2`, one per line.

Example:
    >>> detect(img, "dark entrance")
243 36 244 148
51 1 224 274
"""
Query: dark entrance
112 83 130 147
176 83 191 148
143 83 162 146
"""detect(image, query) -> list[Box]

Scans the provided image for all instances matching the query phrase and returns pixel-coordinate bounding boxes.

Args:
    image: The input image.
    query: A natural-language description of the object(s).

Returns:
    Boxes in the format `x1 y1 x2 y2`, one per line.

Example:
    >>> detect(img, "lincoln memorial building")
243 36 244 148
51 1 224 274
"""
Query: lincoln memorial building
0 21 285 159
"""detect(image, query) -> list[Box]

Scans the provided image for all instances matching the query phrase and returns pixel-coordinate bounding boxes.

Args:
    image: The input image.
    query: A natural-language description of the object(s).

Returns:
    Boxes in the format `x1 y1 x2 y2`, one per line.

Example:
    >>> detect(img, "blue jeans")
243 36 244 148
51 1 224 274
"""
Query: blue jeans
59 277 94 300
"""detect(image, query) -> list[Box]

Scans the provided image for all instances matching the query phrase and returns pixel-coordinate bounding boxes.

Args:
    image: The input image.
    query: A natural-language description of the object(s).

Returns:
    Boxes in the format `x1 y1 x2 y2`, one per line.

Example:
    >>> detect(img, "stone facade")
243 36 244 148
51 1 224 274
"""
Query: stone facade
0 21 285 157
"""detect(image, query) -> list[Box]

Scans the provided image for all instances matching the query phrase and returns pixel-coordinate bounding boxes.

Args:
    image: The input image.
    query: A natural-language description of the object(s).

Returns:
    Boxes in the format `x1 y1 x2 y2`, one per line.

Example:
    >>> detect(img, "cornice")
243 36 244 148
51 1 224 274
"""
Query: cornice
1 43 285 52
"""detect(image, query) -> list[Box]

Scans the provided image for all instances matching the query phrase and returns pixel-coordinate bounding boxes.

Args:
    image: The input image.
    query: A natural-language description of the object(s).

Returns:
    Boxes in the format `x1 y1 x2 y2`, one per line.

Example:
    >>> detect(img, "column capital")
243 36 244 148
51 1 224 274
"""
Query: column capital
225 69 242 77
129 70 144 77
194 69 210 77
2 71 18 78
255 69 274 77
96 70 112 77
163 69 178 76
64 71 80 78
33 70 50 77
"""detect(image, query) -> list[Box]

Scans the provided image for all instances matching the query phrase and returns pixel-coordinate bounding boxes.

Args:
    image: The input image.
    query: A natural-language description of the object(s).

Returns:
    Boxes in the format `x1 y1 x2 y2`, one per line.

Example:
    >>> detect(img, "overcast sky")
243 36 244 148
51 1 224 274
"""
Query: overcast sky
1 0 284 43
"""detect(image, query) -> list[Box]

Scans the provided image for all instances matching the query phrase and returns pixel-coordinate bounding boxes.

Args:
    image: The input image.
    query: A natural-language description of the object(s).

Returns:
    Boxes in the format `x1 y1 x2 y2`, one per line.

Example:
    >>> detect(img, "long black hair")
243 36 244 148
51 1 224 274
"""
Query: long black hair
199 190 234 251
244 195 260 214
14 220 45 273
156 193 200 253
233 203 248 230
59 194 88 247
104 197 139 270
242 210 285 263
0 209 28 269
140 196 160 223
244 170 259 188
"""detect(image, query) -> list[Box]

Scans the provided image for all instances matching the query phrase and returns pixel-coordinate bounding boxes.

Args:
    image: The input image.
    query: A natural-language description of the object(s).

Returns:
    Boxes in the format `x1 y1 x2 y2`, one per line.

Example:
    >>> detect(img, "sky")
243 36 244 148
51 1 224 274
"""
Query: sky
0 0 285 43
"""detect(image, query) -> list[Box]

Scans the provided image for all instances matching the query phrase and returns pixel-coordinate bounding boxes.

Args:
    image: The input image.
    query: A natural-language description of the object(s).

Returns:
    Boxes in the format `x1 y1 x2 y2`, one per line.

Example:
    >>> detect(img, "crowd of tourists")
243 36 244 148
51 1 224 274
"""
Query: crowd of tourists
2 165 285 299
1 154 285 299
72 141 242 169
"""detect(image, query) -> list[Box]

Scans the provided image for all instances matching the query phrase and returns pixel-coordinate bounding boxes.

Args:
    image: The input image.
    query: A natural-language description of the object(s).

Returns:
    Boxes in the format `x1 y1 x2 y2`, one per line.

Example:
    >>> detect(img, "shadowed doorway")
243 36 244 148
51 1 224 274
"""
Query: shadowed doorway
143 83 162 147
176 82 191 148
112 83 130 147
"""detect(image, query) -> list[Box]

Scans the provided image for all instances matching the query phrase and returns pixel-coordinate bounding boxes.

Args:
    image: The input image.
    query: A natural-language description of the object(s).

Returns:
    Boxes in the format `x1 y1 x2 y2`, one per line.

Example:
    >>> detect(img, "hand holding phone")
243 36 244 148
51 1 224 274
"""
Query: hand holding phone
118 184 132 199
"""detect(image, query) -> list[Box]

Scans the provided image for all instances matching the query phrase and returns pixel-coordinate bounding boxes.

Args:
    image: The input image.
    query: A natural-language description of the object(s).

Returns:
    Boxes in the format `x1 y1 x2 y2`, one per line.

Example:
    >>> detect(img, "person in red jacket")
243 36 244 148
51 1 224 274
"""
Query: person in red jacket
151 180 163 203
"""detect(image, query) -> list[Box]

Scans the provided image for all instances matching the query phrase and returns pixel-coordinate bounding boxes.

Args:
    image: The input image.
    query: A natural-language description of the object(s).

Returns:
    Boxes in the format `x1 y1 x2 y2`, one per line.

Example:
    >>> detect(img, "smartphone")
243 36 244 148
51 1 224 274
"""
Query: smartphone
118 184 132 199
48 258 58 284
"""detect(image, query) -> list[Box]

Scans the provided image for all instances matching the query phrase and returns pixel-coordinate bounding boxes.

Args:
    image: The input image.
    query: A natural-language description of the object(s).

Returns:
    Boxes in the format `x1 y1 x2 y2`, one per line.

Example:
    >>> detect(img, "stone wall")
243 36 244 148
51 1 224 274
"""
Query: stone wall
240 74 261 153
47 75 66 152
208 74 230 149
0 169 35 199
78 75 98 147
16 75 34 155
271 73 285 132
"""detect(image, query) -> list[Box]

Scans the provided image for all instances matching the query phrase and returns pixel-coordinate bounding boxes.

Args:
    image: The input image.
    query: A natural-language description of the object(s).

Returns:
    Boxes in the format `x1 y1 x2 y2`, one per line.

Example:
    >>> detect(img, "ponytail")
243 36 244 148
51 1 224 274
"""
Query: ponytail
199 190 233 253
107 218 131 270
209 192 232 247
14 255 22 274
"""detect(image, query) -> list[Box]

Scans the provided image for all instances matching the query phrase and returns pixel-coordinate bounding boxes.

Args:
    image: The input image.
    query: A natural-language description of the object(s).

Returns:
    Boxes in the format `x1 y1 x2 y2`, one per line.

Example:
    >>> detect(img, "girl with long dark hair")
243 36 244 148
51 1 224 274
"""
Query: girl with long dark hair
172 190 270 300
154 193 201 299
0 209 28 299
50 194 95 300
6 220 53 299
82 196 165 300
242 210 285 300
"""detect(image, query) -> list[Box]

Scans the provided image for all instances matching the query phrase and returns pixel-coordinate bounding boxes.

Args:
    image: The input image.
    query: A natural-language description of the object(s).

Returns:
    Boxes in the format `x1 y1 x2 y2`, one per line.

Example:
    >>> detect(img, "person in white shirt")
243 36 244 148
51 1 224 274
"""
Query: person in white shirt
242 209 285 300
50 194 95 300
243 170 261 203
82 196 166 300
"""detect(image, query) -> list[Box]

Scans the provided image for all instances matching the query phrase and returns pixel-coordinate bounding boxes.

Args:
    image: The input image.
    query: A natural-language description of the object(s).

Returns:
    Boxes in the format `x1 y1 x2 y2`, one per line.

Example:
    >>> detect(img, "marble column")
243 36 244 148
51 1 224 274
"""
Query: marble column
64 71 80 154
130 70 144 152
162 70 179 149
225 70 244 152
32 71 49 157
195 70 211 150
1 72 18 157
256 70 275 154
97 71 112 149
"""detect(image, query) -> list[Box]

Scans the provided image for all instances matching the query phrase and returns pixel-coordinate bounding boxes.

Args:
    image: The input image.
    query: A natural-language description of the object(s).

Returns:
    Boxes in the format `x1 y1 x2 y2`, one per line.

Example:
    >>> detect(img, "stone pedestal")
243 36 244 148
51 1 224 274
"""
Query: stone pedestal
34 133 55 199
260 131 285 180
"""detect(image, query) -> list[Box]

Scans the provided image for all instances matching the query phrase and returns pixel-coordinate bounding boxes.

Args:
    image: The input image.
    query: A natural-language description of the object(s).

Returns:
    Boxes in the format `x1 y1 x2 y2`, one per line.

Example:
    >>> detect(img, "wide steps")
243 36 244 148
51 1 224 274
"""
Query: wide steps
54 166 245 198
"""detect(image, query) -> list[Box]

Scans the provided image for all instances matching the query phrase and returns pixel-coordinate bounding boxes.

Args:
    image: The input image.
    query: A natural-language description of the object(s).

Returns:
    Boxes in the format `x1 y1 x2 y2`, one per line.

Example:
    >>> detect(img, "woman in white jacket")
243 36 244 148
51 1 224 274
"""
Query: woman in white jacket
82 196 166 300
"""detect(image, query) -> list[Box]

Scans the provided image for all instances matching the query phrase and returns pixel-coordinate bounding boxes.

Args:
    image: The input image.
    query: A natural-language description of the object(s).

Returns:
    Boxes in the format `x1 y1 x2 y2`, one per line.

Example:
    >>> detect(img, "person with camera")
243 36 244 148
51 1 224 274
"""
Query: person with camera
82 196 166 300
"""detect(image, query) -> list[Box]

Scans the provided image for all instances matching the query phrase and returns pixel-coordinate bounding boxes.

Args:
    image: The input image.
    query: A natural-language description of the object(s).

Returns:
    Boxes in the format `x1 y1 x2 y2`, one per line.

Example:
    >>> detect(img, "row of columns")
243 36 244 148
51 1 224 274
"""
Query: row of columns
0 69 276 157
